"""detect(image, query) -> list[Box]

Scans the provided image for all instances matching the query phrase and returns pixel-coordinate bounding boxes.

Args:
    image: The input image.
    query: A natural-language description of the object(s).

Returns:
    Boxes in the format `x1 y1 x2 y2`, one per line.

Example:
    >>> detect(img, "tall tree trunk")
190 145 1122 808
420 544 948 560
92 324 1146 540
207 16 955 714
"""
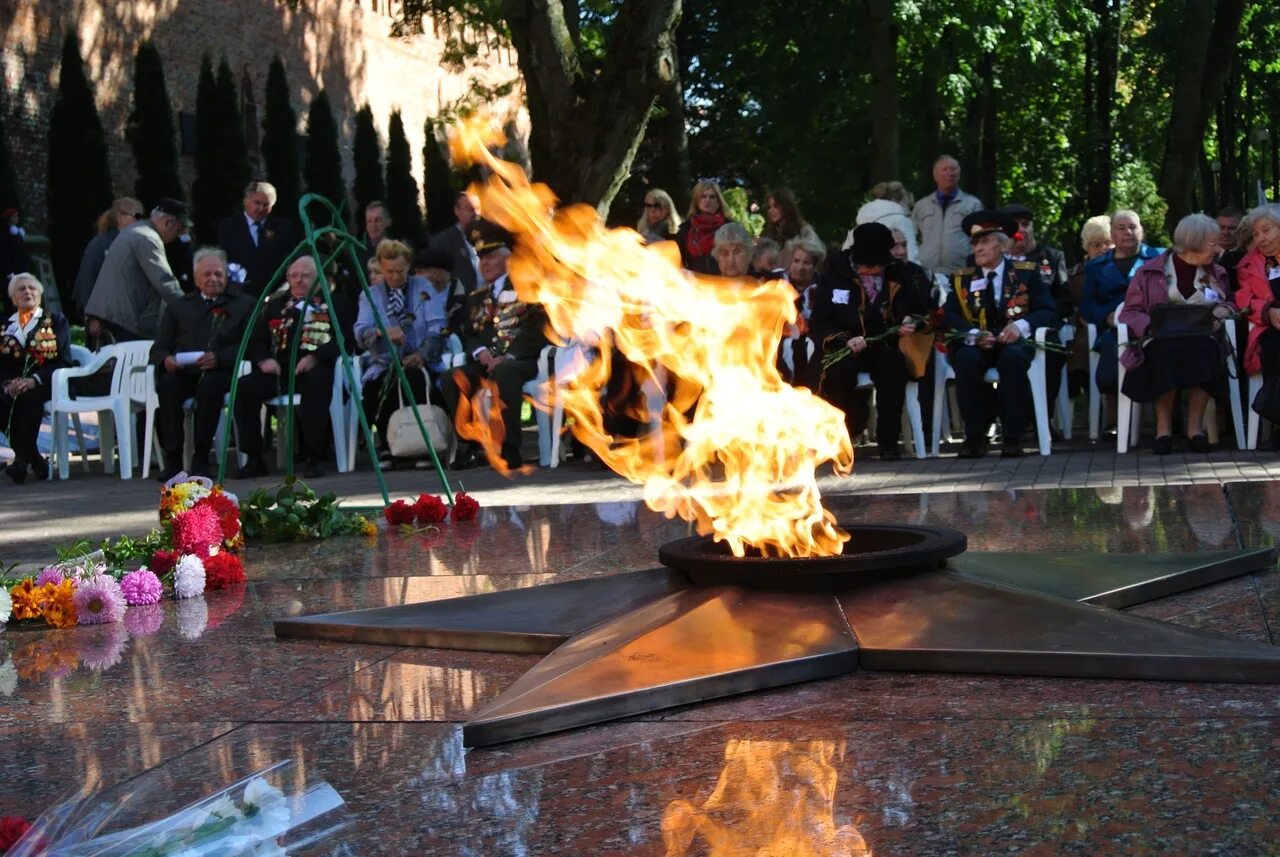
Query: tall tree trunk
918 27 949 187
647 40 692 213
1086 0 1119 216
863 0 898 184
1158 0 1246 233
964 51 997 206
1198 150 1217 214
503 0 682 218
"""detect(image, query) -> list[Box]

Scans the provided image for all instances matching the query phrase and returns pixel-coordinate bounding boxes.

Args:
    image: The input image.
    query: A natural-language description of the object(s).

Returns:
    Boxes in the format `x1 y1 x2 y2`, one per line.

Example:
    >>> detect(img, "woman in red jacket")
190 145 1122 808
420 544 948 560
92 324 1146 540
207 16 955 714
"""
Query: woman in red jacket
1233 203 1280 450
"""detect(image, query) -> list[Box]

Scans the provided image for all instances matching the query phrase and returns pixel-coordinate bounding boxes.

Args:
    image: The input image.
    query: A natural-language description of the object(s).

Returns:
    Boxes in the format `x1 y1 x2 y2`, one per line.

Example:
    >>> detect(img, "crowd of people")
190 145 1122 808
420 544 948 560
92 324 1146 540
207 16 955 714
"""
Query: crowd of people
4 156 1280 485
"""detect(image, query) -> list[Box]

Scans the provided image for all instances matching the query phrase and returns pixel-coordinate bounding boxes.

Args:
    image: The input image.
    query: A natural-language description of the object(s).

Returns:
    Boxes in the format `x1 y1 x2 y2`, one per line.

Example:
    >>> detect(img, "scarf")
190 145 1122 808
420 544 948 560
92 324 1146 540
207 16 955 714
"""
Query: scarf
685 213 726 260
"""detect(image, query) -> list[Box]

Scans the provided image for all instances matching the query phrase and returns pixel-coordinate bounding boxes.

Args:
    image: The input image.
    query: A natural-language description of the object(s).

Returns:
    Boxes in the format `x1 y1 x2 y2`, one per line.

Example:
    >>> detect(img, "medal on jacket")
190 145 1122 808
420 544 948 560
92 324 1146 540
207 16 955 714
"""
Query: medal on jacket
1039 261 1052 285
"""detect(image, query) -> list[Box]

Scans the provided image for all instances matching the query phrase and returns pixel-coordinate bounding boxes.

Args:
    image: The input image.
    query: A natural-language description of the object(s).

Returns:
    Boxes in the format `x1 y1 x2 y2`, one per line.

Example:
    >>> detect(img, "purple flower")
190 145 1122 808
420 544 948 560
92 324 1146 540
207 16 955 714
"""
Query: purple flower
124 603 164 636
72 575 126 625
78 624 129 671
34 566 66 587
119 568 164 606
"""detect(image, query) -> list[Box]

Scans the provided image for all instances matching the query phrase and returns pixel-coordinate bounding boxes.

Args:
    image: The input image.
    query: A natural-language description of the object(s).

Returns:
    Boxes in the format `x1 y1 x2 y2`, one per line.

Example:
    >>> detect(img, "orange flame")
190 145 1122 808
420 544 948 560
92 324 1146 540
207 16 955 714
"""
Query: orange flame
450 117 853 557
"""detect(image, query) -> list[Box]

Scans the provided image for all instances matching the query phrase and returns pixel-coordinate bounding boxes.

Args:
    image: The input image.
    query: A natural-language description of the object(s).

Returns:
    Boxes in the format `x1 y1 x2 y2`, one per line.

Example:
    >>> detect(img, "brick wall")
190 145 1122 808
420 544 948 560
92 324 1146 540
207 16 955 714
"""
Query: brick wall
1 0 522 234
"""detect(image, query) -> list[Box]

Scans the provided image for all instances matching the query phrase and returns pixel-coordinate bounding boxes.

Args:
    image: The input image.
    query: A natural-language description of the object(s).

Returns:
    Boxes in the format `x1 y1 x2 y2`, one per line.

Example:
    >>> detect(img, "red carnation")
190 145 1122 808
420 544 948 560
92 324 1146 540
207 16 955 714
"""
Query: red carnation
204 551 246 590
194 490 241 545
205 582 246 629
383 500 416 526
451 492 481 522
0 816 32 851
151 549 179 576
413 493 448 524
171 505 223 556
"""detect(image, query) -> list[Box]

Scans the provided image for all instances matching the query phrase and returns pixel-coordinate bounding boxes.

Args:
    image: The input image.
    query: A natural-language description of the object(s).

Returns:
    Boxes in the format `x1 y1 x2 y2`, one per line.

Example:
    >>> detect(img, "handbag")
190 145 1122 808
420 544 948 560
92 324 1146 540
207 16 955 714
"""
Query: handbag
1252 348 1280 424
385 380 452 457
1149 303 1215 339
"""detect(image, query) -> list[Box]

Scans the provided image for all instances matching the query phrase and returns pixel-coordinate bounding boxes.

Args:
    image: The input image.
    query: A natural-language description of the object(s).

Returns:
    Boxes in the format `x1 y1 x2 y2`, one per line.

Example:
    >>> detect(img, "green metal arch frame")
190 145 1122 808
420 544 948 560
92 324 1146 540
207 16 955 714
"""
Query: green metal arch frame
214 193 454 507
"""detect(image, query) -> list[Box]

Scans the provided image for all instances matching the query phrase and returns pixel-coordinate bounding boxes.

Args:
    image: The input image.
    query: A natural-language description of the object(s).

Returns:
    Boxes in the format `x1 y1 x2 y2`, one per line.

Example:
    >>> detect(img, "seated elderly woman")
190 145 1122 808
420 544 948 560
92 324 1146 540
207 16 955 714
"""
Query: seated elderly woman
710 222 754 279
1082 210 1163 395
1233 203 1280 450
354 239 447 468
776 235 827 389
810 223 932 460
1119 212 1232 455
1 273 70 483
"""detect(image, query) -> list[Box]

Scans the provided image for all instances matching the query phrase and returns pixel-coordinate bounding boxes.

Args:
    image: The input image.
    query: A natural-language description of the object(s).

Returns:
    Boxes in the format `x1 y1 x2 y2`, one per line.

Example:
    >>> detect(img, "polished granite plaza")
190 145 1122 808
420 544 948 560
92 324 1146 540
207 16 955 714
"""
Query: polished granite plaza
2 482 1279 854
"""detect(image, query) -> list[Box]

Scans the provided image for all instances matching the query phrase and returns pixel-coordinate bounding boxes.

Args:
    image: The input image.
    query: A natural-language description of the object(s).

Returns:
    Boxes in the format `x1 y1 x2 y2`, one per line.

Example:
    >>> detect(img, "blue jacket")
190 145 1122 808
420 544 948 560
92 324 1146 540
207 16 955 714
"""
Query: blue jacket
1079 244 1163 326
354 277 446 382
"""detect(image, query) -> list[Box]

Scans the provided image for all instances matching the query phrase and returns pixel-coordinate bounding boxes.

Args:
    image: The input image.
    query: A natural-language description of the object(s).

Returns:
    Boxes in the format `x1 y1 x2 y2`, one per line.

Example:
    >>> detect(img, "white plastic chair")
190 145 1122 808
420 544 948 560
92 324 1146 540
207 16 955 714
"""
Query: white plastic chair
49 341 154 479
1054 324 1074 440
233 358 359 473
932 332 1052 457
1244 321 1265 449
1086 323 1104 440
855 372 925 459
42 344 94 477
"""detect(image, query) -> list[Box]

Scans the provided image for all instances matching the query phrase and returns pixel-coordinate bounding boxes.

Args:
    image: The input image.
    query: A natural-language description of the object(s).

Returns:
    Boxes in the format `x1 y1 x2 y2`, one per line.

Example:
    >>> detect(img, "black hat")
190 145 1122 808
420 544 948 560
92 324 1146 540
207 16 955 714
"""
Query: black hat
467 218 513 255
960 210 1017 242
848 222 896 267
414 248 455 272
154 197 193 228
999 203 1034 222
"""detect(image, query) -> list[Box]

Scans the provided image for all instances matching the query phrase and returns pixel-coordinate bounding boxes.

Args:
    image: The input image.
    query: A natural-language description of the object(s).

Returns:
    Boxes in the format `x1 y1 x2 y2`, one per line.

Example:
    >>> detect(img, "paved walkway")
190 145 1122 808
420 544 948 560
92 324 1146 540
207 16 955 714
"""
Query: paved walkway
4 435 1280 564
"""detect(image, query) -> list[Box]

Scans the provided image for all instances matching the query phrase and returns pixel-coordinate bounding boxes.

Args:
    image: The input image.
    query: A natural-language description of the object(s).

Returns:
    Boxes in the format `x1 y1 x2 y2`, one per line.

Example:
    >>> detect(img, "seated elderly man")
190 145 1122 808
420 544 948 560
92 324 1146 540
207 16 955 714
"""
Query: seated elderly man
234 255 344 479
2 273 70 483
441 220 550 471
710 223 754 279
150 248 253 480
943 211 1056 458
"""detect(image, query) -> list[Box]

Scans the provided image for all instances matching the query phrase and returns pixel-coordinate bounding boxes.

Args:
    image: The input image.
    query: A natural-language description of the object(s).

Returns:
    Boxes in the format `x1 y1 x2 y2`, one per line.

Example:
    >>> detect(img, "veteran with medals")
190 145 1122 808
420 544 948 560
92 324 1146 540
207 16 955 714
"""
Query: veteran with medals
2 273 70 483
943 211 1057 458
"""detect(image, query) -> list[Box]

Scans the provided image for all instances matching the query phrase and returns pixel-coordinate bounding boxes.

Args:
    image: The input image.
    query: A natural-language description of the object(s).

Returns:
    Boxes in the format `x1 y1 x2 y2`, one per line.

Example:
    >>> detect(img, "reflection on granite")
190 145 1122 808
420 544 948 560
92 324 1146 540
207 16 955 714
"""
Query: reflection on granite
3 484 1279 853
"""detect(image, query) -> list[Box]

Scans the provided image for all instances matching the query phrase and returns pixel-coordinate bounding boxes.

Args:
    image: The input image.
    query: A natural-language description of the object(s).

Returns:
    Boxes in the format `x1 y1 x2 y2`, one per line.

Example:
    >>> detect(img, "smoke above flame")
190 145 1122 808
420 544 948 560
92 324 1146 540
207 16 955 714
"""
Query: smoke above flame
450 117 853 558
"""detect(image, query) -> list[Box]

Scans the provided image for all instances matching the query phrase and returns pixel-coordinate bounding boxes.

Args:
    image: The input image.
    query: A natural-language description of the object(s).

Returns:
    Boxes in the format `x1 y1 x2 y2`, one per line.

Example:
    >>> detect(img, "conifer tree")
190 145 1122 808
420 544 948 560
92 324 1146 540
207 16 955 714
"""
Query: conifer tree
261 56 301 224
422 117 457 236
0 95 20 217
46 31 113 305
191 55 251 243
214 56 252 228
126 40 183 208
303 90 346 219
384 109 422 243
352 105 385 228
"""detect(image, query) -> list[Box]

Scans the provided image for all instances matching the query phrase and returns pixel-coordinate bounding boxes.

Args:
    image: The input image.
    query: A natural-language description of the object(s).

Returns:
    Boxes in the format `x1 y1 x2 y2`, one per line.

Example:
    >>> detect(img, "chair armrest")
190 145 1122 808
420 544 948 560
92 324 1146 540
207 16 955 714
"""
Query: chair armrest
51 350 114 404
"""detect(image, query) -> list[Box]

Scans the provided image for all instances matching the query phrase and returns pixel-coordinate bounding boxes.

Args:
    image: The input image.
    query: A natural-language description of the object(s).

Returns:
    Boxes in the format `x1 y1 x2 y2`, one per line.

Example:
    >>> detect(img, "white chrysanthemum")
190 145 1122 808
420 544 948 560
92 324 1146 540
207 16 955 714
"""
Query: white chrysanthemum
241 777 290 840
175 596 208 639
0 586 11 623
173 554 206 599
0 659 16 696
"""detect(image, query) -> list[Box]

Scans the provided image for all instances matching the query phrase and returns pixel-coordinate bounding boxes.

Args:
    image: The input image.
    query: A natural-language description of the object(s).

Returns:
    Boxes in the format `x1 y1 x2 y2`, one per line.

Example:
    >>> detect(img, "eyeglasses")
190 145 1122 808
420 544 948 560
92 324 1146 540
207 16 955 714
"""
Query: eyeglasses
643 202 663 209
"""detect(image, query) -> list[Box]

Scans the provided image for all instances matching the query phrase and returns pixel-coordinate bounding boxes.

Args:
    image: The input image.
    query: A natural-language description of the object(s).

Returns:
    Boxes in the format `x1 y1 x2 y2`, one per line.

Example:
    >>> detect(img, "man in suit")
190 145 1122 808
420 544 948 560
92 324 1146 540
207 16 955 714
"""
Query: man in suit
440 219 550 471
86 198 189 342
150 247 254 480
943 211 1057 459
234 255 341 480
428 191 481 293
216 181 298 298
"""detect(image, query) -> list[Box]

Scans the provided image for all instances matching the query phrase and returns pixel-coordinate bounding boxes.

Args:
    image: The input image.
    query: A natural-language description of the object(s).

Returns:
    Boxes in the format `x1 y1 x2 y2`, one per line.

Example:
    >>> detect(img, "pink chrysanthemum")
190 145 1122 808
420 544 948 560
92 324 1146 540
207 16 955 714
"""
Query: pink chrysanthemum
124 603 164 636
171 505 223 556
78 624 129 671
34 566 66 587
119 569 164 606
72 575 126 625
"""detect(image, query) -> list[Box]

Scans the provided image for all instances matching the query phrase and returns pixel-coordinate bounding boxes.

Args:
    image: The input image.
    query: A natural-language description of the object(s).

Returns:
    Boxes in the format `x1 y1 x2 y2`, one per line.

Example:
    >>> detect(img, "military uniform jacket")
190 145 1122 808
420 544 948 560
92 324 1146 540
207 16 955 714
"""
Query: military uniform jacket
247 291 343 367
810 259 933 352
1 307 70 386
1018 243 1070 319
458 274 550 361
943 259 1057 339
150 290 255 369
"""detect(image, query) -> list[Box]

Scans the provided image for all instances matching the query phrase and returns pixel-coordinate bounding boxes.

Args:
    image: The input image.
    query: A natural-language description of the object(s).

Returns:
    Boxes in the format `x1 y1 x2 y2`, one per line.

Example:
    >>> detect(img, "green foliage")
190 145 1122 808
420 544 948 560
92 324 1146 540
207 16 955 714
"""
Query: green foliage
721 187 763 237
385 109 423 243
422 118 458 235
352 105 385 226
47 31 113 307
303 90 346 220
262 56 302 224
126 40 184 209
192 55 251 244
239 476 369 542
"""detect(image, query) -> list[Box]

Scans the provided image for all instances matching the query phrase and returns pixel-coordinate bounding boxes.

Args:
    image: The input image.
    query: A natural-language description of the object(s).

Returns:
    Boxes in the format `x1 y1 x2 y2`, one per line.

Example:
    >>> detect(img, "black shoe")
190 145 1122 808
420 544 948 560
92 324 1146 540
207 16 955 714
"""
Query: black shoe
1152 435 1173 455
1270 431 1280 453
29 456 48 481
156 462 182 482
235 456 269 479
1188 434 1211 454
302 459 325 480
451 447 482 471
1001 444 1026 459
879 445 902 462
956 440 989 459
6 459 27 485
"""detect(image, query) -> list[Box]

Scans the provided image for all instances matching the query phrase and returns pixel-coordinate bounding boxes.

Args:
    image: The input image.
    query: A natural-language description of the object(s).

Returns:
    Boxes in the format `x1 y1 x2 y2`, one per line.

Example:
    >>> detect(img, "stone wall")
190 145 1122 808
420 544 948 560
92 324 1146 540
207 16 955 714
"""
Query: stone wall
1 0 522 233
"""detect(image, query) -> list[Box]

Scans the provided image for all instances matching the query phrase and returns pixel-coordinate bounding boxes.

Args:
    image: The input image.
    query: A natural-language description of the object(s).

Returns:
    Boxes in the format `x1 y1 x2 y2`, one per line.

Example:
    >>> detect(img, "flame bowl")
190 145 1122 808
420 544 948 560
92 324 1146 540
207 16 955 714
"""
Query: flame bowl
658 524 967 590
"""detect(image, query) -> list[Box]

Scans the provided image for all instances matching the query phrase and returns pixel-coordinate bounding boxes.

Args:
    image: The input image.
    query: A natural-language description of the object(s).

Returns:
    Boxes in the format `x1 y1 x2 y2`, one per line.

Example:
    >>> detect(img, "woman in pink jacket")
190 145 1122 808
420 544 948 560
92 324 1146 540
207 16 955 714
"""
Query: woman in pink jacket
1119 213 1232 455
1233 203 1280 450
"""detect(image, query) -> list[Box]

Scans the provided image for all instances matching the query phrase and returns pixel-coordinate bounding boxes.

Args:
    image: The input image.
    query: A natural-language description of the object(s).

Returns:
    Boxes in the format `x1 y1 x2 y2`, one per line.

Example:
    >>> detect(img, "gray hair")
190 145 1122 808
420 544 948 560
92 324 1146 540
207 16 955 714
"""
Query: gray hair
245 181 278 206
713 222 752 251
1080 214 1111 248
288 254 318 276
1172 212 1219 254
780 236 826 270
7 272 43 302
192 247 228 270
1246 203 1280 234
1112 209 1144 243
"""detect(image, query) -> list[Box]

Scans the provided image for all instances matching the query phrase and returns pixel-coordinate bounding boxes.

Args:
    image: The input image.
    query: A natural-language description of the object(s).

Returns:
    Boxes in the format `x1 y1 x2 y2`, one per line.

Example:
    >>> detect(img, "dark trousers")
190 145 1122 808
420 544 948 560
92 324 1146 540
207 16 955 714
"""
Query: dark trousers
1094 326 1119 394
362 368 428 452
154 368 231 462
950 342 1035 445
441 358 539 466
1 384 51 465
819 341 909 448
236 366 335 461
